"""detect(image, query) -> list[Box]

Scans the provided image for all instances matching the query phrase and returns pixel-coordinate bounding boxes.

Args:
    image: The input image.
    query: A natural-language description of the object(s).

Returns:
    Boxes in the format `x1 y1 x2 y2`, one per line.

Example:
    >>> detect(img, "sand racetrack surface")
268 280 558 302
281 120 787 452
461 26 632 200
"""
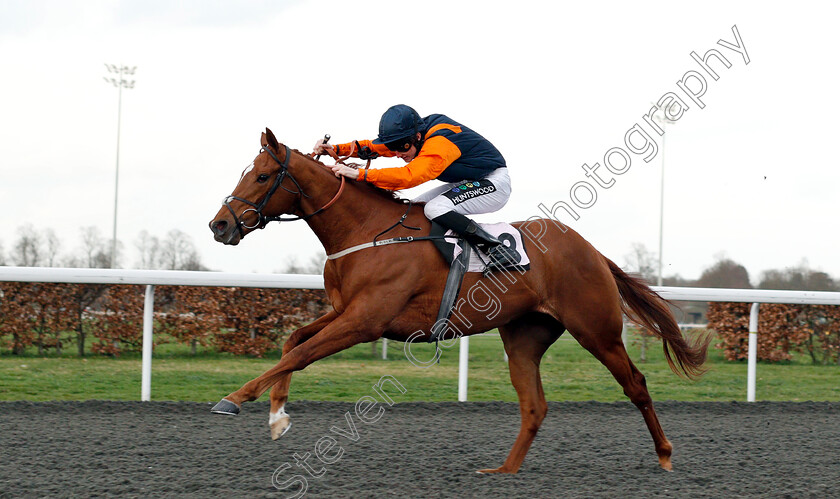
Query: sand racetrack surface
1 400 838 498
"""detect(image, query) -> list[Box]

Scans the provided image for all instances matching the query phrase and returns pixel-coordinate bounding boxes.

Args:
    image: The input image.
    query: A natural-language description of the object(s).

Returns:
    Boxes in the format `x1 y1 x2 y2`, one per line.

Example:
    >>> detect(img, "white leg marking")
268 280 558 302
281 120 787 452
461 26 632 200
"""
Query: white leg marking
269 406 288 426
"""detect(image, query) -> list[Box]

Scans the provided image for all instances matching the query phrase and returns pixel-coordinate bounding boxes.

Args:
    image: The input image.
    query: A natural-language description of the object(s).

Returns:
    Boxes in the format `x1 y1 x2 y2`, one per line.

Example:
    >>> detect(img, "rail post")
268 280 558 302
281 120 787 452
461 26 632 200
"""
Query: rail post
141 284 155 401
747 302 759 402
458 336 469 401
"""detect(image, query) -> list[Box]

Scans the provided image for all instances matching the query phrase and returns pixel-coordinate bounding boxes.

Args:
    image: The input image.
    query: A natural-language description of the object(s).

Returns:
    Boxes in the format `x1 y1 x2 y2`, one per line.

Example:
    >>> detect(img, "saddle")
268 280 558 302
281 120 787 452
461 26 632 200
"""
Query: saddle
428 221 530 343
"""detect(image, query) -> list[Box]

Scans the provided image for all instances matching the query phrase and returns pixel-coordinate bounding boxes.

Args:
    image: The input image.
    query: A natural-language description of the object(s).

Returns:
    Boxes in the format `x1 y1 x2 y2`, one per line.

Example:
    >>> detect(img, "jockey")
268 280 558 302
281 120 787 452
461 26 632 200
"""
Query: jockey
315 104 516 271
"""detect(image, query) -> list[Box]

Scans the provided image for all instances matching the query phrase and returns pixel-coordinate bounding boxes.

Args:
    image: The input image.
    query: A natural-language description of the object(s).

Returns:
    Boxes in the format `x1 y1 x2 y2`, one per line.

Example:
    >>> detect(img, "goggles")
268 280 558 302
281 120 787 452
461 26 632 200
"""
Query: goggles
385 137 414 152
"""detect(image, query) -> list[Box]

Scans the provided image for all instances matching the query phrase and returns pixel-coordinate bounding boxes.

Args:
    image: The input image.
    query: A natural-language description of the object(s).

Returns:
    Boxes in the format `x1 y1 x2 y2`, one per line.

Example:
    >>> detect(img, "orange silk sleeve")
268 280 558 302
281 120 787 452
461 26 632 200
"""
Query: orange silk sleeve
362 135 462 190
334 140 394 158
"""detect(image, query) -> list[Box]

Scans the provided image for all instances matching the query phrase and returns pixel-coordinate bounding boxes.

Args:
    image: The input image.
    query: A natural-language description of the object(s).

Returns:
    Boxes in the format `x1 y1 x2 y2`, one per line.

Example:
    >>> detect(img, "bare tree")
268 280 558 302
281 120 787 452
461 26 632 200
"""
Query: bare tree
158 229 206 270
179 248 209 271
105 239 122 268
307 253 327 275
136 229 207 270
11 225 42 266
58 227 111 354
80 226 101 266
135 230 162 269
623 242 657 283
159 230 184 269
279 253 327 275
7 227 67 267
278 256 304 274
0 240 6 266
43 229 61 267
73 226 111 268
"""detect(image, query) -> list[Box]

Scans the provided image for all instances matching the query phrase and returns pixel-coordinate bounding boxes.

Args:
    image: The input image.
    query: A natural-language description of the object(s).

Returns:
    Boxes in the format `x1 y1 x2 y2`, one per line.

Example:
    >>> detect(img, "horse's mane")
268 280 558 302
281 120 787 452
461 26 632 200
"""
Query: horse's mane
355 180 406 203
293 148 408 205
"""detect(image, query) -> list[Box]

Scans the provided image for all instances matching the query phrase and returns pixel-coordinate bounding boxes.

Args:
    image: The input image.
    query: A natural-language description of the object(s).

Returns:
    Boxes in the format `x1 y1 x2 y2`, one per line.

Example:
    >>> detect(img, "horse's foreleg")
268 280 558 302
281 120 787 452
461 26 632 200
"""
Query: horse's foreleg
478 316 560 474
214 305 382 421
267 311 339 439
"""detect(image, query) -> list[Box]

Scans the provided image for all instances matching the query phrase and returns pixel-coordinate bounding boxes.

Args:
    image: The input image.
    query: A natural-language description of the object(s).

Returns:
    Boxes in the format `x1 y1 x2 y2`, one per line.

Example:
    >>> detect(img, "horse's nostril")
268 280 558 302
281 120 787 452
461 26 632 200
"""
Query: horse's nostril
212 220 228 234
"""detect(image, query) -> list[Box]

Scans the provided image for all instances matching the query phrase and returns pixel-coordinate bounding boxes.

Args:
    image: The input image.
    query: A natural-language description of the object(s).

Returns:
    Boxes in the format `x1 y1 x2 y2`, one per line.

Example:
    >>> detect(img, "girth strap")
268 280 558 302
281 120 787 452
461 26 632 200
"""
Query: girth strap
326 235 450 260
429 239 472 343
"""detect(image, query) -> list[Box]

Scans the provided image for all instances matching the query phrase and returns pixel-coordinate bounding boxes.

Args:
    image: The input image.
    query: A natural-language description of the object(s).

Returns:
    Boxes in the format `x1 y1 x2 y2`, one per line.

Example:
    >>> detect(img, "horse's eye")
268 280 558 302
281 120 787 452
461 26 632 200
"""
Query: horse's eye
257 174 270 183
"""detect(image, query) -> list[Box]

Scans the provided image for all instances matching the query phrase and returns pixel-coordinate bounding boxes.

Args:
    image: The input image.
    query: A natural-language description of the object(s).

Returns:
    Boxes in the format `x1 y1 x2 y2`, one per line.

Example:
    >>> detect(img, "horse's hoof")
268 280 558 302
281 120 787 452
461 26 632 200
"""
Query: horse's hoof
658 440 673 471
658 442 673 471
270 415 292 440
210 398 240 415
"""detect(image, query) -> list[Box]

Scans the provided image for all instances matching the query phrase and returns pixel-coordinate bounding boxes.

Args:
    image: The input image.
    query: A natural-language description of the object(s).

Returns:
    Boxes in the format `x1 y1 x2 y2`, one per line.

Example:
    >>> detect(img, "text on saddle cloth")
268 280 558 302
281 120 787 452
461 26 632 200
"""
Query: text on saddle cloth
443 222 531 273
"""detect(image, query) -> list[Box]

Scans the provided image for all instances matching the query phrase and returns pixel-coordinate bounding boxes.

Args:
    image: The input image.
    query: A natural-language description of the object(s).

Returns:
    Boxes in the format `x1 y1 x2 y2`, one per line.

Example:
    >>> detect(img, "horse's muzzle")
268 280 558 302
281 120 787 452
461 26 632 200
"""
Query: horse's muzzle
210 219 241 245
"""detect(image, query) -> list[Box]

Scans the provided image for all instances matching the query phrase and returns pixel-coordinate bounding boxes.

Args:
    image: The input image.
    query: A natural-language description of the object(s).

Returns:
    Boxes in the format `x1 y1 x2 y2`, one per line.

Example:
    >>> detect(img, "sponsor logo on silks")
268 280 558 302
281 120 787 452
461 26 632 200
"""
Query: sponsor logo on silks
443 179 497 205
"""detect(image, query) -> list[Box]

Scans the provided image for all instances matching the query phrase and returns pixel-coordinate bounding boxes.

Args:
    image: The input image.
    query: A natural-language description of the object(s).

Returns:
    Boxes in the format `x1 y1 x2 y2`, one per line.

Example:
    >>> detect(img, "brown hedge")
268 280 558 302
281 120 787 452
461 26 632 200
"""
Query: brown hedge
0 283 329 357
707 302 840 364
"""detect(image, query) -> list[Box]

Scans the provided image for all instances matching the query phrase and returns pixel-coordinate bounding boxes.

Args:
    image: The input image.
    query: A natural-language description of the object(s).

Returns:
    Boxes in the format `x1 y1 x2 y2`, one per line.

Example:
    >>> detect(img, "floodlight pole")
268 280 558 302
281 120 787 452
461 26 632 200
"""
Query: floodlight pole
653 108 676 287
657 132 666 286
103 64 137 268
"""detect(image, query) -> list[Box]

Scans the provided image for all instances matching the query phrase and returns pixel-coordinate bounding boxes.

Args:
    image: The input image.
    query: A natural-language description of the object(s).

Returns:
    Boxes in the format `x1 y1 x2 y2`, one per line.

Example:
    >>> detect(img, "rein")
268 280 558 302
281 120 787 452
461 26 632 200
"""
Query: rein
225 140 447 257
223 144 345 237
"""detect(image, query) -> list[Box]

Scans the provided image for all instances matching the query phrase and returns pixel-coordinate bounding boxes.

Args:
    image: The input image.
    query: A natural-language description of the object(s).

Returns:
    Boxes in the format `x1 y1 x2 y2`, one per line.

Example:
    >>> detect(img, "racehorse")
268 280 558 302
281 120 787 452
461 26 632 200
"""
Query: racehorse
208 128 711 473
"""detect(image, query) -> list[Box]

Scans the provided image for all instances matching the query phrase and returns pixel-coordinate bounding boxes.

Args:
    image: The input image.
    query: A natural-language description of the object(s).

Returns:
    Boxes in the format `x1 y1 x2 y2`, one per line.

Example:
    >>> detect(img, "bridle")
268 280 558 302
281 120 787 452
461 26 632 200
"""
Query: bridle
222 144 345 237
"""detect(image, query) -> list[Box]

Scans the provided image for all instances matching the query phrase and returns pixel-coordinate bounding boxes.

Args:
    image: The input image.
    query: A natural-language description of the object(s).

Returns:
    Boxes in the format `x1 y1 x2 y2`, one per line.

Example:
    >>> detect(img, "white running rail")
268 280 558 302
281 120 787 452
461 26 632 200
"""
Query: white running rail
2 266 839 402
0 267 323 401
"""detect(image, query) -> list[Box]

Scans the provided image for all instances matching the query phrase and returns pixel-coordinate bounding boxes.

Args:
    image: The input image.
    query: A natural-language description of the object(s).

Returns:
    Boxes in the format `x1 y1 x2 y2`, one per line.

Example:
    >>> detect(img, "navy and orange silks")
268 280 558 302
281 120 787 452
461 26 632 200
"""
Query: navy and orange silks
333 114 506 191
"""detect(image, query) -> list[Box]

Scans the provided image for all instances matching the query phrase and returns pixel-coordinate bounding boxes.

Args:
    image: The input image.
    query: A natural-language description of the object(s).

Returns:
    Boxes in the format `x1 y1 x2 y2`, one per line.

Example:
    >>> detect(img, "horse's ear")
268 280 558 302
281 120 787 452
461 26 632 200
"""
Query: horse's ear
264 127 280 152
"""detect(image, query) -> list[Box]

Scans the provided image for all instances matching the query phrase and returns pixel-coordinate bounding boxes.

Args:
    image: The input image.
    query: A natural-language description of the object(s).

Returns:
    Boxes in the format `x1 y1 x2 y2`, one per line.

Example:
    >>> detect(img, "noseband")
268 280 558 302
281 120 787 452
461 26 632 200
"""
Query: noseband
223 144 345 237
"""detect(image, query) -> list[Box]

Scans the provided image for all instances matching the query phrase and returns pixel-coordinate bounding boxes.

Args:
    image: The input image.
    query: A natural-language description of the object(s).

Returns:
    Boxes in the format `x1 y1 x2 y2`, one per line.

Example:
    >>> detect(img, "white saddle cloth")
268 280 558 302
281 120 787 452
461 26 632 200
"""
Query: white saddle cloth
444 222 531 273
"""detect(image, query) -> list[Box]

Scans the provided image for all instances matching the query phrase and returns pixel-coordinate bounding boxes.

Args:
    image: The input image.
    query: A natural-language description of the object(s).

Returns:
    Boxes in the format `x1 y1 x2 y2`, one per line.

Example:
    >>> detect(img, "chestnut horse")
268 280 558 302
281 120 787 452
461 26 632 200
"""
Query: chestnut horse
208 128 710 474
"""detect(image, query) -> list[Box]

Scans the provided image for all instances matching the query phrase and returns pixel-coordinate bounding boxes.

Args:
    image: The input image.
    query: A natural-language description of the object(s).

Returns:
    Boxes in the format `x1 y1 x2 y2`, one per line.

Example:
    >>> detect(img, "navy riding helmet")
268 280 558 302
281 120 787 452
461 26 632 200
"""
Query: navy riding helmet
372 104 424 150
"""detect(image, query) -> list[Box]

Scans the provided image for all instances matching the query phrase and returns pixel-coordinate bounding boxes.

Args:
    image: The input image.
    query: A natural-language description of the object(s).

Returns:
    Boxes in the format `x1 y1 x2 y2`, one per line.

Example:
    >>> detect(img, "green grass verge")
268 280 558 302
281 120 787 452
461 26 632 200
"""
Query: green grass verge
1 331 838 402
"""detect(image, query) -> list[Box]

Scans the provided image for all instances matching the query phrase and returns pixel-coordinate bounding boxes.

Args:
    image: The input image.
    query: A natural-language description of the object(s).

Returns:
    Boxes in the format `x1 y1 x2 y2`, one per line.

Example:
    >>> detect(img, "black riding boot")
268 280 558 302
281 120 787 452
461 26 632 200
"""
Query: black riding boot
432 212 517 272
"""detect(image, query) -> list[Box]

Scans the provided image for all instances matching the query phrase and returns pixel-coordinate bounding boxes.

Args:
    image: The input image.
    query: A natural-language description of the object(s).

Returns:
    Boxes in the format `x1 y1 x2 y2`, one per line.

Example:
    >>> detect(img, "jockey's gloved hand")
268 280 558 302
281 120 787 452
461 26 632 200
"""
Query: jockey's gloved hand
312 138 335 156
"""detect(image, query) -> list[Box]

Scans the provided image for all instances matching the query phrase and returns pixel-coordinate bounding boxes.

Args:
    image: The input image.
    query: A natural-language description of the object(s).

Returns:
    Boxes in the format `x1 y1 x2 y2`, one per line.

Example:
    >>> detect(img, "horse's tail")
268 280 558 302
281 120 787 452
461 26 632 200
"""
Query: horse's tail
607 258 711 380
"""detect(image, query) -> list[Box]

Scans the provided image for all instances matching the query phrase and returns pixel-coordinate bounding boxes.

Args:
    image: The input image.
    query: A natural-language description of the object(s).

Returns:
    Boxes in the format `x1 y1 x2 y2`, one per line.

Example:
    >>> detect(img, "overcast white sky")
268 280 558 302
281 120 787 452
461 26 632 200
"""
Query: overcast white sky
1 0 838 283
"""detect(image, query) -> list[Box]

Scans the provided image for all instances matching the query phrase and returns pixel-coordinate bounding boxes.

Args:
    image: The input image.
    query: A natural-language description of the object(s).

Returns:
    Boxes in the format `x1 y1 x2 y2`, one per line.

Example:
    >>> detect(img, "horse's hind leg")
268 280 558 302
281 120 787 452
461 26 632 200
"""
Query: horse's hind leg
568 325 673 471
478 313 562 474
